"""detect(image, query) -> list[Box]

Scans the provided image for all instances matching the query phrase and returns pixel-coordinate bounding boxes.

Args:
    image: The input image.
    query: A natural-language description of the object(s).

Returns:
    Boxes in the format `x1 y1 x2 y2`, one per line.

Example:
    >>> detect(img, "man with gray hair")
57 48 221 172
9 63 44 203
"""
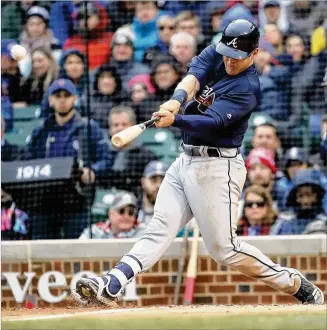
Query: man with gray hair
170 31 197 73
103 106 158 196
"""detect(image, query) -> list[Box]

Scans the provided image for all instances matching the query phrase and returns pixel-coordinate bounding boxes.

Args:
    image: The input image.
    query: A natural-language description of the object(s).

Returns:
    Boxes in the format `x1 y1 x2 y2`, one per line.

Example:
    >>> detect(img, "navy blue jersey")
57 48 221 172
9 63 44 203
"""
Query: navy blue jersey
173 45 260 148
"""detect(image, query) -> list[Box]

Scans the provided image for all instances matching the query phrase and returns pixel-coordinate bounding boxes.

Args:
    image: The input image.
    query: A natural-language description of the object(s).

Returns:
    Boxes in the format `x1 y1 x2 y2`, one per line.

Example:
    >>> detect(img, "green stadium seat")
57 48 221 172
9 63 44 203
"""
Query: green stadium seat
138 128 180 164
13 105 40 121
7 119 43 146
91 188 119 221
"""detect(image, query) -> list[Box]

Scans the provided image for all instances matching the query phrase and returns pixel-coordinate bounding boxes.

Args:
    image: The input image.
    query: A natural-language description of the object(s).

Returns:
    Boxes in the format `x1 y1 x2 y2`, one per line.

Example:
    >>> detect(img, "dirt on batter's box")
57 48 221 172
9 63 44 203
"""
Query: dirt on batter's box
2 303 326 319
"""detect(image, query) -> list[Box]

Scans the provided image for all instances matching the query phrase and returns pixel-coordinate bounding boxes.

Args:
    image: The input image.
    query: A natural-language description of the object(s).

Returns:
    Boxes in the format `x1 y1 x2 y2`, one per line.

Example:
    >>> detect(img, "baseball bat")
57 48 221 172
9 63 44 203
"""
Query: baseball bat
173 224 190 305
184 223 200 305
111 118 158 148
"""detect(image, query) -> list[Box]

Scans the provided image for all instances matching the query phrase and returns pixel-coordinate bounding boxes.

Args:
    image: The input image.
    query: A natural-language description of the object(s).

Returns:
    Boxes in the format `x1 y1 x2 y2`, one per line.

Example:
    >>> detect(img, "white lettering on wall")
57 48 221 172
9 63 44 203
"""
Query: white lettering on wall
37 271 67 303
2 272 36 303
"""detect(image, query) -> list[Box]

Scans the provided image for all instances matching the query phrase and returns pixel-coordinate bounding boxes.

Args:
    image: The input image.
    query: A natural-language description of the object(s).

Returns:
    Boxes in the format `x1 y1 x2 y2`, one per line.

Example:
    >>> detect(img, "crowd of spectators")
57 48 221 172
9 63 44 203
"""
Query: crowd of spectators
1 0 327 240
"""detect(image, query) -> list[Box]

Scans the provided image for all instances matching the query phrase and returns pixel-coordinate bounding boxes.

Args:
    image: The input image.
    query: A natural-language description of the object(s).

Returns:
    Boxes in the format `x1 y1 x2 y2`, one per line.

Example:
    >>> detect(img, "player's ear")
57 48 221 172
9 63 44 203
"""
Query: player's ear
251 48 259 59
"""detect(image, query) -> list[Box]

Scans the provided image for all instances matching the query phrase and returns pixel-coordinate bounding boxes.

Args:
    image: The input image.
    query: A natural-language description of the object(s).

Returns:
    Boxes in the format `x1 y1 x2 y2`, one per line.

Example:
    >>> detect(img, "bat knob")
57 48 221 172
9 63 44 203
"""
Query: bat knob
111 136 123 148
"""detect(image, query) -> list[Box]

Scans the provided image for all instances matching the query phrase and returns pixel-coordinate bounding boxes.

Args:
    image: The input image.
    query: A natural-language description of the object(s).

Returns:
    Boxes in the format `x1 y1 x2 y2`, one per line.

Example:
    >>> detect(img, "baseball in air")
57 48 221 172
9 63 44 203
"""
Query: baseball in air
10 45 27 61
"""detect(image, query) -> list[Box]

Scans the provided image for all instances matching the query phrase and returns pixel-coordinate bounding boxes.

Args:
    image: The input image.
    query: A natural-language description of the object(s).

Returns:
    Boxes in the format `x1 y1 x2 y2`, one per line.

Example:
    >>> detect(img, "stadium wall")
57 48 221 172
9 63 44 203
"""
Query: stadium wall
1 235 326 308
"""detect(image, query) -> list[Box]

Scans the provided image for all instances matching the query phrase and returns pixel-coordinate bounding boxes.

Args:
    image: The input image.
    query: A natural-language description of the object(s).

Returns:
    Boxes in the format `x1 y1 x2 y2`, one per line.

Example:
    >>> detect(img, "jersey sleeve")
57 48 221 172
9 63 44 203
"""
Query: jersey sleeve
187 45 219 89
206 89 258 127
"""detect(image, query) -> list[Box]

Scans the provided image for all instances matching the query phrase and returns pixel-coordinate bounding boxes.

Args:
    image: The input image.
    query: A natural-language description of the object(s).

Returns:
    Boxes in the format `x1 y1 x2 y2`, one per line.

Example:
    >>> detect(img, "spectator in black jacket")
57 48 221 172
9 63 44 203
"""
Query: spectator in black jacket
80 64 129 128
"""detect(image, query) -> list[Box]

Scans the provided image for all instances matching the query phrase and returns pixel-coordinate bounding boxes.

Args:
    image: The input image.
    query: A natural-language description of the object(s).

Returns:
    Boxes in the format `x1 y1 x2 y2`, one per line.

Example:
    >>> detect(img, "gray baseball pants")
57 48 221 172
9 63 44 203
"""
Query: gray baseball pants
128 151 301 295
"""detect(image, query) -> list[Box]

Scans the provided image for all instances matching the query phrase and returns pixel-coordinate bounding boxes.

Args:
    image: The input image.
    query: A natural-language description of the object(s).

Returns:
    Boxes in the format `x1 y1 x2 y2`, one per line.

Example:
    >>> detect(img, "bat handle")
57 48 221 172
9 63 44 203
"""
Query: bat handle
143 117 159 128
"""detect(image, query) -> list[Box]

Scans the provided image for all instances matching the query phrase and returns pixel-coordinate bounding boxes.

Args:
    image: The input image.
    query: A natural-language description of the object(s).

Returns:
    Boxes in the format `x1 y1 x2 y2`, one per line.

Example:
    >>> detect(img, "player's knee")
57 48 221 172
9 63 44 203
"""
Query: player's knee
207 244 236 266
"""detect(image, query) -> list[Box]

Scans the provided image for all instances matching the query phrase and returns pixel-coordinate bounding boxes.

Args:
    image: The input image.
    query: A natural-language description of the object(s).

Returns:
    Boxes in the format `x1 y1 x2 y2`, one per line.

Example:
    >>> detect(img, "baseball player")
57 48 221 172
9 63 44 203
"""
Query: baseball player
74 19 324 305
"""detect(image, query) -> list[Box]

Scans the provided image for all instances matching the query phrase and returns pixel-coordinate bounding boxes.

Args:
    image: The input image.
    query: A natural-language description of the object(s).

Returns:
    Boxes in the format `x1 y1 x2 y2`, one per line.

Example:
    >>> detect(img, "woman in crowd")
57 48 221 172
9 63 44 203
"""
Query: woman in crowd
80 64 129 128
40 48 86 117
263 23 285 56
19 6 61 54
20 47 58 105
237 185 278 236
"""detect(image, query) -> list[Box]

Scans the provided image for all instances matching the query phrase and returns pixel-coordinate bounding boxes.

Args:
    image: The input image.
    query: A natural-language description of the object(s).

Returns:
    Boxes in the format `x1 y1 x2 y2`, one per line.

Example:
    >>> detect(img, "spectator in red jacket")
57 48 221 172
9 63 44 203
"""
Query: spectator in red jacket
64 2 112 71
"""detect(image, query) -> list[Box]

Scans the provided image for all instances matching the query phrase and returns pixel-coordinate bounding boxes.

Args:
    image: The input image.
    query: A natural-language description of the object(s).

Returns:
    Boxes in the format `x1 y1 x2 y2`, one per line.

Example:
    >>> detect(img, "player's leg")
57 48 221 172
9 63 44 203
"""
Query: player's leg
186 154 324 304
73 155 193 305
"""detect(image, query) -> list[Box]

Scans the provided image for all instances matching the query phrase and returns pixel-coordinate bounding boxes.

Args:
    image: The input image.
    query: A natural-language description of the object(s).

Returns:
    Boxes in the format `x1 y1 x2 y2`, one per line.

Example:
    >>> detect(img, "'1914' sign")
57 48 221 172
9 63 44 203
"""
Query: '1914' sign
2 271 138 304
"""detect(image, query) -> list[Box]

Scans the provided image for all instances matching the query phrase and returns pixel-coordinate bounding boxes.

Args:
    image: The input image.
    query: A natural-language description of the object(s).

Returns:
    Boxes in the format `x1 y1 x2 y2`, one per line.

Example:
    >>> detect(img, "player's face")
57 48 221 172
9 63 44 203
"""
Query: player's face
252 126 280 153
49 91 77 113
244 192 268 224
109 113 133 136
109 205 137 232
248 163 274 187
141 175 164 204
223 54 254 76
64 55 84 80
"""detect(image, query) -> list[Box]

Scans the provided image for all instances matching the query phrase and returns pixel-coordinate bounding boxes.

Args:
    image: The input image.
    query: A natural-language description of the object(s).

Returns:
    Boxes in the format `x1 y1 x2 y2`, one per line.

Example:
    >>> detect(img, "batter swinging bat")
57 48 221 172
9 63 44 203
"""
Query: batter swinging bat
111 118 157 148
184 223 200 305
173 223 190 305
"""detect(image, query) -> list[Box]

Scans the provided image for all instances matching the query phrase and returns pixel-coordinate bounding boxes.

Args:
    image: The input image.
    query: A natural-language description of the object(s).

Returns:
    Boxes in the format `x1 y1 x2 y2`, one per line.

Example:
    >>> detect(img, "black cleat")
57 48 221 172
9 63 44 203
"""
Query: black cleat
292 270 324 305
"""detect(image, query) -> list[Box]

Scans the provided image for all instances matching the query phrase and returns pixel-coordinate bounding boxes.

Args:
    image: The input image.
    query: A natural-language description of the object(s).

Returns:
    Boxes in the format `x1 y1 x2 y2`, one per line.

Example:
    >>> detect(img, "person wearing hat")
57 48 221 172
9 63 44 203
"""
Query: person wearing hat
271 168 326 235
79 191 146 239
25 78 110 239
138 161 169 225
1 39 24 105
1 0 37 40
63 2 112 71
40 49 87 118
259 0 289 34
275 147 309 211
245 147 278 203
110 33 149 91
19 5 61 54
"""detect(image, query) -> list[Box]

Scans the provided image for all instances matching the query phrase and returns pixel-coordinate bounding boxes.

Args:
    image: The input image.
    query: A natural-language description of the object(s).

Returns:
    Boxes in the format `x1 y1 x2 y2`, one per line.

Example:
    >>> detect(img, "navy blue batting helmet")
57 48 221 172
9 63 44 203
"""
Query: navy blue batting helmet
216 19 260 59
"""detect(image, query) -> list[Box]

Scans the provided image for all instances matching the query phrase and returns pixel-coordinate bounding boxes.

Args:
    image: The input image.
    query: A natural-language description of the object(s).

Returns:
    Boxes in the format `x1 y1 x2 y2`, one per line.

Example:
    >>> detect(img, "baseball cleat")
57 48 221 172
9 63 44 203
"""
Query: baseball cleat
72 276 121 307
292 269 324 305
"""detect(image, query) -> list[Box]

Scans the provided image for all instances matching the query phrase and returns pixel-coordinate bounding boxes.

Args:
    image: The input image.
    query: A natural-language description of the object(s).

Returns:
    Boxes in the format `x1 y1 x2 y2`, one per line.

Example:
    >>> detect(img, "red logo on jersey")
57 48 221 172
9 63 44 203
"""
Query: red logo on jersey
194 85 215 113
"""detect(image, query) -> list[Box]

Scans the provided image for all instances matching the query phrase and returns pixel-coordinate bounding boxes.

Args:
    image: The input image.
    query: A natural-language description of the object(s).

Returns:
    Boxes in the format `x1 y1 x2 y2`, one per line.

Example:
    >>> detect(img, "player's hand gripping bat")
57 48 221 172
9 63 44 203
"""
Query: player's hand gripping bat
184 223 200 305
111 118 158 148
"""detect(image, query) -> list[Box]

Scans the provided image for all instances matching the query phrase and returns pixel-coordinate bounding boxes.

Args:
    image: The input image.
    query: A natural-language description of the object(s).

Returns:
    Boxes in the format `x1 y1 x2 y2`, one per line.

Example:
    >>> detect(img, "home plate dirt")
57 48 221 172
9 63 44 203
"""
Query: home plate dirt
2 304 326 320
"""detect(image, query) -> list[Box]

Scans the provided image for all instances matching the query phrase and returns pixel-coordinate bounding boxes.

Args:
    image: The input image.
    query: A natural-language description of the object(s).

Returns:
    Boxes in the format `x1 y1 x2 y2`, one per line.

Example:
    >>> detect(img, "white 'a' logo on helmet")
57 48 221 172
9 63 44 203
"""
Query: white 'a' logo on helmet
227 38 238 48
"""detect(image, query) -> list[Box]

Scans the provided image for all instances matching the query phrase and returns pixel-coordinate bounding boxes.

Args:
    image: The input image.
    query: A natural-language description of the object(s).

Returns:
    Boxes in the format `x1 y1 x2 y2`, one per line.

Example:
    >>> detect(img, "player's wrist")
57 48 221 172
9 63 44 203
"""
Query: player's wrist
170 89 187 105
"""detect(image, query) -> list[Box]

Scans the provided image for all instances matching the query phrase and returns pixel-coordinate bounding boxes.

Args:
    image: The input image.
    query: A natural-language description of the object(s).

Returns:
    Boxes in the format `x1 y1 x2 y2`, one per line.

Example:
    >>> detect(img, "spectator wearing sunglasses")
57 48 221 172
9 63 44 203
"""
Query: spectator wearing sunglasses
143 15 176 66
79 191 146 239
237 185 278 236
